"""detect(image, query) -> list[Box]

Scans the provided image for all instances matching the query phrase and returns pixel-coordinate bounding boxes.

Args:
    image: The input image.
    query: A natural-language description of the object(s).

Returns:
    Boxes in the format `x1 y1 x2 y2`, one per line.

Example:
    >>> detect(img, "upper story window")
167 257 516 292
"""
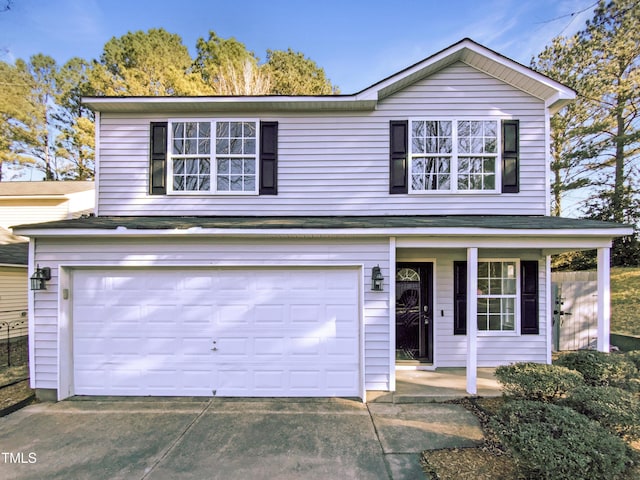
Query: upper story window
409 119 499 193
168 120 258 195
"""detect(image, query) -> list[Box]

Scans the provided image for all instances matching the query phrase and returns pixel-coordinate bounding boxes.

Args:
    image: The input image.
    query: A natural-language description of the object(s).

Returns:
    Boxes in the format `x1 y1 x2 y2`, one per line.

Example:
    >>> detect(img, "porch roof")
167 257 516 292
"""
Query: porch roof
13 215 632 237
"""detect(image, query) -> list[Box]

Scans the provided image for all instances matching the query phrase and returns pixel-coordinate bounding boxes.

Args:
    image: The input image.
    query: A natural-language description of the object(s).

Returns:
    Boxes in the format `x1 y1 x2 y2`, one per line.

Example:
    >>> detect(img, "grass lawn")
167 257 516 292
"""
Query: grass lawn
611 267 640 337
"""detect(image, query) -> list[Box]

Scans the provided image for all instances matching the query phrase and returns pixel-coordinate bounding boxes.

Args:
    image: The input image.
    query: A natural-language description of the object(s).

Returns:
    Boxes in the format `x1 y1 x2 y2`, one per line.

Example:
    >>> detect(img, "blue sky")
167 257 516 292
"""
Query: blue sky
0 0 598 93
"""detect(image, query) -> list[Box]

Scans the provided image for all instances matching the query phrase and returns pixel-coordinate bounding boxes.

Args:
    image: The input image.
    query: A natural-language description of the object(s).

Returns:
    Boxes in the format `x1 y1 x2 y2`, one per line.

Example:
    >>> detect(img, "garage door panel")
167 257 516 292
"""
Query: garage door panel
327 368 360 389
214 337 250 358
254 304 286 324
181 338 213 356
215 304 252 326
73 268 360 397
290 336 321 356
253 337 285 357
215 366 359 397
326 337 358 357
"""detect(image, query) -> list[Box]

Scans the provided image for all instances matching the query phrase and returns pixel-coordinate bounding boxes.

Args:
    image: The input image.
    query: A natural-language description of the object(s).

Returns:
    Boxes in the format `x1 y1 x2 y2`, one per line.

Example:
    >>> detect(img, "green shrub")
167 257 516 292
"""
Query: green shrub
555 350 638 390
490 400 632 480
494 362 583 401
624 350 640 370
559 385 640 440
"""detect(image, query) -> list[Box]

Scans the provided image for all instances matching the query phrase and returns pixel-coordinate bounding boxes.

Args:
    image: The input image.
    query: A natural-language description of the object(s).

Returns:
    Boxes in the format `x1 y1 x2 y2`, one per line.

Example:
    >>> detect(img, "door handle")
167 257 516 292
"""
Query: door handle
211 340 218 352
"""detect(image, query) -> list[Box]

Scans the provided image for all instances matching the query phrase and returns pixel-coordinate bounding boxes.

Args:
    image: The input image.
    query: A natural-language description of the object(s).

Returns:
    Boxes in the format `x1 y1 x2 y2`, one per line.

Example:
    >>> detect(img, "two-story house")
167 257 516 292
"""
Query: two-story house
15 39 632 402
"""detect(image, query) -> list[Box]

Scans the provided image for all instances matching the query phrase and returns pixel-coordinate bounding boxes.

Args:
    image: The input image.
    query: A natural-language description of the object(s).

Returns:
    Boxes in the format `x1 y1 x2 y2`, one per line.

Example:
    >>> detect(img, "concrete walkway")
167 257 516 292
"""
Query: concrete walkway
371 368 502 403
0 397 484 480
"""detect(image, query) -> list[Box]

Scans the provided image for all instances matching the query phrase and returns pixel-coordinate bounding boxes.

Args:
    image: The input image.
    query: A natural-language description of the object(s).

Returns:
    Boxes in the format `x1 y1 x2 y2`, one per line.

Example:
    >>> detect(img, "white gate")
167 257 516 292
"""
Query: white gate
552 271 597 351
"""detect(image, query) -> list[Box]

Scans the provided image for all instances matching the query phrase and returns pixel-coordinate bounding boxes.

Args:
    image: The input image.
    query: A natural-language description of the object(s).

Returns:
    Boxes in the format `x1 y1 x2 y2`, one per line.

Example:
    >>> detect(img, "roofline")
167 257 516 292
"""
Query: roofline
82 95 378 113
0 195 70 200
14 226 633 238
82 38 575 114
356 38 576 103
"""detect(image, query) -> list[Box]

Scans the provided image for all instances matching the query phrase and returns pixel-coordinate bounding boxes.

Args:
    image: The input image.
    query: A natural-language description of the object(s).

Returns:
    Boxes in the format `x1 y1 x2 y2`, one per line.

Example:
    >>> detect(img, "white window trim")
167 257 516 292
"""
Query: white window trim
167 118 260 196
408 117 502 194
476 258 520 336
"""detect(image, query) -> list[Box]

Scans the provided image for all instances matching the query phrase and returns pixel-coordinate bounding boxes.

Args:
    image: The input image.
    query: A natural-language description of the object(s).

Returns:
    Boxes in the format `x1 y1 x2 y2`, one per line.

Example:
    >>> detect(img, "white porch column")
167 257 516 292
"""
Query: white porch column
389 236 397 392
466 247 478 394
545 255 553 364
597 247 611 352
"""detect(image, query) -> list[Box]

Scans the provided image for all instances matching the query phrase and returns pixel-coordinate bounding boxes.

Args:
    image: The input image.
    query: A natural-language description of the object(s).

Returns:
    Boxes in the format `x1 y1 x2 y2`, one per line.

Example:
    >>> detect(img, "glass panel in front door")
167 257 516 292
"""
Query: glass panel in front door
396 264 432 361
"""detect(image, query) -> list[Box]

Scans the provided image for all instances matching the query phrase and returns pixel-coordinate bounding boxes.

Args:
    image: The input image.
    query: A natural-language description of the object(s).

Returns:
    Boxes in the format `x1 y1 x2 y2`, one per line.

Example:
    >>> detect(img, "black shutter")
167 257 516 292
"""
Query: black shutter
260 121 278 195
501 119 519 193
149 122 168 195
453 261 467 335
521 260 539 334
389 120 408 194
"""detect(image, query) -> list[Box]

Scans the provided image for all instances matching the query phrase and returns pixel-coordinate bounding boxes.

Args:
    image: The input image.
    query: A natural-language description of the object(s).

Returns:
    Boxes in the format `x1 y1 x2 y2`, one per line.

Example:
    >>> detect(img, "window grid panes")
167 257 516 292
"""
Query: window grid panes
410 121 452 191
169 120 257 194
458 157 496 190
173 158 211 192
477 261 517 332
216 158 256 192
409 119 498 192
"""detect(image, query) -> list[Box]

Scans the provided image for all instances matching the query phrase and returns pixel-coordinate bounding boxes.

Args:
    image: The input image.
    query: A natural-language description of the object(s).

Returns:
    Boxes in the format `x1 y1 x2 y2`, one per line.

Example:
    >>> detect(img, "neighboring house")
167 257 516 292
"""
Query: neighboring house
0 181 95 230
0 181 94 348
0 228 28 342
15 39 632 402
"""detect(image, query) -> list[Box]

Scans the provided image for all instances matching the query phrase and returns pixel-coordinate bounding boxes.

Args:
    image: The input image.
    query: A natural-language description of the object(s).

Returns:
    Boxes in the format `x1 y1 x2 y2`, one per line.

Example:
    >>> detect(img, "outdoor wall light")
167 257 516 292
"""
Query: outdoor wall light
30 265 51 291
371 265 384 291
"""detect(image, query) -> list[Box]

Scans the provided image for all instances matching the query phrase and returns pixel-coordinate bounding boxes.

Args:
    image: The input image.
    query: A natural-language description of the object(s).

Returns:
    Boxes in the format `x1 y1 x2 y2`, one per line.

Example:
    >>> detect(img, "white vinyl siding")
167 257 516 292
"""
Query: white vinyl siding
31 237 390 392
397 248 547 367
96 63 547 217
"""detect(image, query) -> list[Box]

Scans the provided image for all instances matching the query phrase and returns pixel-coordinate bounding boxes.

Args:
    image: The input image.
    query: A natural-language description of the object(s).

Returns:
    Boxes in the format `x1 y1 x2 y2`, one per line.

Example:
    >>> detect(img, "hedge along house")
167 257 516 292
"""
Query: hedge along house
15 39 632 402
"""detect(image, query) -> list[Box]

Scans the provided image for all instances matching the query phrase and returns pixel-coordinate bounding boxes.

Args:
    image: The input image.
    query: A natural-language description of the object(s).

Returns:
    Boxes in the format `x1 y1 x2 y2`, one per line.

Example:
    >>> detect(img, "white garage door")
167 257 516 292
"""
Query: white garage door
72 268 360 397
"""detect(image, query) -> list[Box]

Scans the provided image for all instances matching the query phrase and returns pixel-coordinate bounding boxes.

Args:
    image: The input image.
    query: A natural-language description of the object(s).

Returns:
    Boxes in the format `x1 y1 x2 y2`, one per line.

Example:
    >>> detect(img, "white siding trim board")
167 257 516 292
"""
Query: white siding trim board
94 111 101 217
28 239 36 389
17 229 629 244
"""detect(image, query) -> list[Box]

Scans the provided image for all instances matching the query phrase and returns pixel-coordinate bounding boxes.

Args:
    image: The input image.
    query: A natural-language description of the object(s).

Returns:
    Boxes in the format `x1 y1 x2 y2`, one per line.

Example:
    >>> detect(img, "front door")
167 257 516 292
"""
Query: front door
396 263 433 362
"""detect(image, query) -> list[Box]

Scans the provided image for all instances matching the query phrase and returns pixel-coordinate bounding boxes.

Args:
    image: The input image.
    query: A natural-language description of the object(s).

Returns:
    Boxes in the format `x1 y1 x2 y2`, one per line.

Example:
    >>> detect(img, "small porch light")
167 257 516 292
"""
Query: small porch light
30 265 51 291
371 265 384 291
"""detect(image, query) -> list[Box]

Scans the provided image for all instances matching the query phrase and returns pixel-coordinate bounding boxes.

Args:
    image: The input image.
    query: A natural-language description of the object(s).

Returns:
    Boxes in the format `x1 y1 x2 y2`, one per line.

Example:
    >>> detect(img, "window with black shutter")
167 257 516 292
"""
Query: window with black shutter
453 261 467 335
501 119 519 193
259 121 278 195
149 122 168 195
149 120 278 195
520 260 539 334
389 120 408 194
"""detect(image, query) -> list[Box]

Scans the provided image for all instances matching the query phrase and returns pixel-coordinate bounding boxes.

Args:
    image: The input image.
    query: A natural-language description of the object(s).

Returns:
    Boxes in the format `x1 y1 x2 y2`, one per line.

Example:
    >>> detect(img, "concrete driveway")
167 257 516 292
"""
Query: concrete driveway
0 398 483 480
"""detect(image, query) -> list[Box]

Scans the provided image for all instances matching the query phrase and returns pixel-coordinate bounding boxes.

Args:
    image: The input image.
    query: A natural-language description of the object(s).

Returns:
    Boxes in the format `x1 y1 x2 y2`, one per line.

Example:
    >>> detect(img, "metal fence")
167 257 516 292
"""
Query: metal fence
1 312 29 367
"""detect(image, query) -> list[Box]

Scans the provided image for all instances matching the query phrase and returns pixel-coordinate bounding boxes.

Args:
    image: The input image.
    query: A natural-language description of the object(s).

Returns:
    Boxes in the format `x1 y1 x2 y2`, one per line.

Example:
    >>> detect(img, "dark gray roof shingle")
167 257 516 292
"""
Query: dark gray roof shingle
12 215 632 232
0 243 28 265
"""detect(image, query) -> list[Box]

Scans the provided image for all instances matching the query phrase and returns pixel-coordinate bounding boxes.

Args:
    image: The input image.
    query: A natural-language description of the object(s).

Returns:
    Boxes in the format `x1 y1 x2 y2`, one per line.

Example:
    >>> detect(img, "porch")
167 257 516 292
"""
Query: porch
368 368 502 403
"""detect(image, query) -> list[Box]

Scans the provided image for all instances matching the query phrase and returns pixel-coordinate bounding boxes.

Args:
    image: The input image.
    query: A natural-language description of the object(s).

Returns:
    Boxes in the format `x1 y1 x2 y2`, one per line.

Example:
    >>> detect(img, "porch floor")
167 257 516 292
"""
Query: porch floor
368 368 502 403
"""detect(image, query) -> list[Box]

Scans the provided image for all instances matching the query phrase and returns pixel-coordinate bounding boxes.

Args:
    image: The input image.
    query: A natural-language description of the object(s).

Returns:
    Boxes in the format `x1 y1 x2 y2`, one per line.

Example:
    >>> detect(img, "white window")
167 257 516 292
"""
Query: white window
410 119 499 193
168 120 258 194
477 260 519 333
